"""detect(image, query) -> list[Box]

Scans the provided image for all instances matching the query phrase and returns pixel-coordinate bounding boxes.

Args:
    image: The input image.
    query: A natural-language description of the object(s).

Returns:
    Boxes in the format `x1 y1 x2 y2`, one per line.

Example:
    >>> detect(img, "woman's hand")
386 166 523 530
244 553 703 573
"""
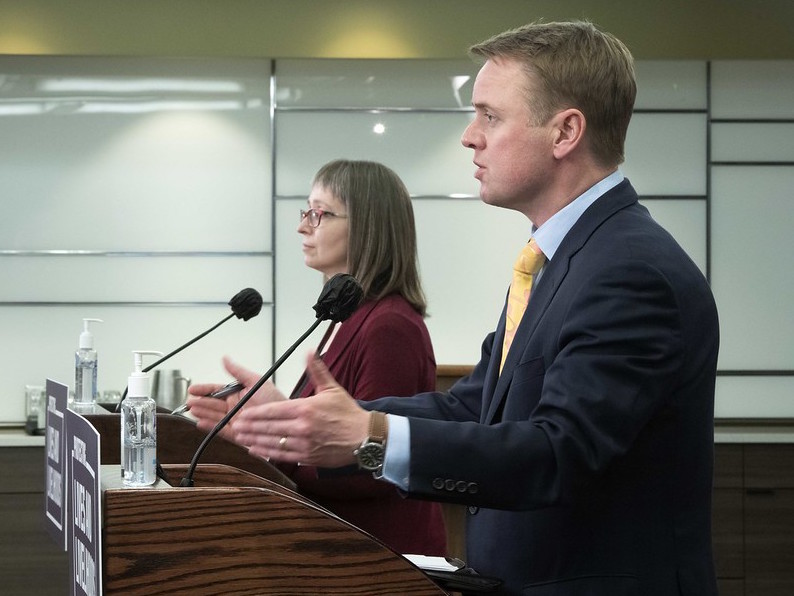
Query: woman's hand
186 356 287 442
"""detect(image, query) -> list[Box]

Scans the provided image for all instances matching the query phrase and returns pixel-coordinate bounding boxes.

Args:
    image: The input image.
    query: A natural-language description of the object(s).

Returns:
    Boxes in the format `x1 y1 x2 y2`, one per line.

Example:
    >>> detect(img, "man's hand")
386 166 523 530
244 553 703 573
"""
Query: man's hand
234 355 371 467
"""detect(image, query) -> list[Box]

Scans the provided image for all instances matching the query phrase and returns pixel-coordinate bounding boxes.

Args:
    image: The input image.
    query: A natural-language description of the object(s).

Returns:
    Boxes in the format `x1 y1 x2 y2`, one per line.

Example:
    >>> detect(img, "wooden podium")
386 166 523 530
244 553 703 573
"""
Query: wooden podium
88 413 448 595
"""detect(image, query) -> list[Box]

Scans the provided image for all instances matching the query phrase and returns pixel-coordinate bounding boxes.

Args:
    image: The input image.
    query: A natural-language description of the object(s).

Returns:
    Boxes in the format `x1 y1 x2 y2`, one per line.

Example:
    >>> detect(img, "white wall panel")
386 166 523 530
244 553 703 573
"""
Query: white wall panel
623 113 707 195
712 122 794 163
276 59 478 109
275 111 477 197
711 166 794 370
414 199 532 364
0 255 271 303
0 113 271 252
641 199 707 274
0 57 272 253
634 61 707 110
711 61 794 119
0 56 273 422
715 377 794 418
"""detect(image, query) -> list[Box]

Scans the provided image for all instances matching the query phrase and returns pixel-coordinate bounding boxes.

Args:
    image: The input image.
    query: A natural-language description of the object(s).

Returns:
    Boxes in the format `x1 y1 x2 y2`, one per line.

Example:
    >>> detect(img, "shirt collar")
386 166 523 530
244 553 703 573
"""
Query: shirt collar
532 170 624 261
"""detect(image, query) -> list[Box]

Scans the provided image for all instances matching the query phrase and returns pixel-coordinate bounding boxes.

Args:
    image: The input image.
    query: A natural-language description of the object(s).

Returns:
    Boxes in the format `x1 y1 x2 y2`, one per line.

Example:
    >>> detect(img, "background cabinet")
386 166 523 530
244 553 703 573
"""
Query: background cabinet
0 447 68 595
713 443 794 595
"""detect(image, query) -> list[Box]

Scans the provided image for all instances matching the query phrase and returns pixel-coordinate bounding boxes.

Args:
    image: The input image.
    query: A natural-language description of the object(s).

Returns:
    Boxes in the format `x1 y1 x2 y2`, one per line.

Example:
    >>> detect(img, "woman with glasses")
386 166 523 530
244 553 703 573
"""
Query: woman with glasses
188 159 446 556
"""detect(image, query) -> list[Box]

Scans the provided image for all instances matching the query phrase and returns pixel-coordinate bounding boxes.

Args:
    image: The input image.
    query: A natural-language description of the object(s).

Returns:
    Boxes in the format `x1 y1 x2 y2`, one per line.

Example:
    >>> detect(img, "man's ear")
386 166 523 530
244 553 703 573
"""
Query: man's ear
551 108 586 160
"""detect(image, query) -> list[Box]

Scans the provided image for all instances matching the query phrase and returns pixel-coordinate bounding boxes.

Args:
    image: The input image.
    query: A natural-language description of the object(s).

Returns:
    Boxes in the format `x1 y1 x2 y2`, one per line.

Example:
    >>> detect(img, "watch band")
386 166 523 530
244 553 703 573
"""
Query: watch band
368 411 387 444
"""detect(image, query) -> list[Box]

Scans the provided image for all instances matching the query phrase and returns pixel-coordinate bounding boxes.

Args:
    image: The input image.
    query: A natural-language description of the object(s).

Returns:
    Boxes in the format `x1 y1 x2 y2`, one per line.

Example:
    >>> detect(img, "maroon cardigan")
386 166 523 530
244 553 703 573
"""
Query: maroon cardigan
288 293 447 555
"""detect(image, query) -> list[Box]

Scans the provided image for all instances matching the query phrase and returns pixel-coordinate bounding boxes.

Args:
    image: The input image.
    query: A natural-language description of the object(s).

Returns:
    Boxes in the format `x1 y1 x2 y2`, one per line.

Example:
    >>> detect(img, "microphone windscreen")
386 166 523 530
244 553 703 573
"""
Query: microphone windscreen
229 288 263 321
313 274 364 322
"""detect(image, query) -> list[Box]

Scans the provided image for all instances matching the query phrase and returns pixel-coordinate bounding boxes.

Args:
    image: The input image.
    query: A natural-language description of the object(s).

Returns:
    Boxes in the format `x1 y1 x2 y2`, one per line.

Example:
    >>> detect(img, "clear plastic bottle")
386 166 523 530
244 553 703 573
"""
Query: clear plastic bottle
121 351 162 487
74 318 103 409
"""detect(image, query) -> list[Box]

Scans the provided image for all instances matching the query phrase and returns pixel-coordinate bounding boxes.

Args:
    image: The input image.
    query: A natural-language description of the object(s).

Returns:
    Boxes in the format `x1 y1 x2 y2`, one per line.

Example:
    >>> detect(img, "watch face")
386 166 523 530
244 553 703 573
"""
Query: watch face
356 442 384 471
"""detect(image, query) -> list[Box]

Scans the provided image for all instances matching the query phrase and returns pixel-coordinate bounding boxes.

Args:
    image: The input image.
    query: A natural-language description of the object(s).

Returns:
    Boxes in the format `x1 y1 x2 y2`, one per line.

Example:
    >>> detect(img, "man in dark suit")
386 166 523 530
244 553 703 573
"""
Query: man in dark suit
233 20 720 596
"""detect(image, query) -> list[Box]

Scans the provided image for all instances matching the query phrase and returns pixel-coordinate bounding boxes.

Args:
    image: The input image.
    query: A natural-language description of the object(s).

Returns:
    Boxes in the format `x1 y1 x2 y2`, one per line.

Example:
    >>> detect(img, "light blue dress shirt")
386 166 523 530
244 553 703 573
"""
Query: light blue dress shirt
383 170 625 489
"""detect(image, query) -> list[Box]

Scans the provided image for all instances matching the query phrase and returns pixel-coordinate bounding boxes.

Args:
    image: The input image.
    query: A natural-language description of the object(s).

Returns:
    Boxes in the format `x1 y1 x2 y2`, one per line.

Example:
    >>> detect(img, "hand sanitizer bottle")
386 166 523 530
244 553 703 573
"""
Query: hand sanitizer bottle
121 350 162 487
74 318 103 410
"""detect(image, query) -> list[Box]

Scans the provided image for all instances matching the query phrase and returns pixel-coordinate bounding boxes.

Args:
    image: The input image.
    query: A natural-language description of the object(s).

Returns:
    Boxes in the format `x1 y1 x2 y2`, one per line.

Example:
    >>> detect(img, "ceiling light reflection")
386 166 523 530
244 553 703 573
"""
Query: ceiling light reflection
78 100 244 114
0 103 44 116
38 78 244 94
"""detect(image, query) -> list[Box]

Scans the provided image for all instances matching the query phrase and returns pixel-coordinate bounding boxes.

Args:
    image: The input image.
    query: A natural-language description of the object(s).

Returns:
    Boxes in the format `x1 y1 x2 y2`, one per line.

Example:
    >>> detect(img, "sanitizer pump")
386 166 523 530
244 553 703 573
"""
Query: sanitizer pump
74 318 103 409
121 350 162 487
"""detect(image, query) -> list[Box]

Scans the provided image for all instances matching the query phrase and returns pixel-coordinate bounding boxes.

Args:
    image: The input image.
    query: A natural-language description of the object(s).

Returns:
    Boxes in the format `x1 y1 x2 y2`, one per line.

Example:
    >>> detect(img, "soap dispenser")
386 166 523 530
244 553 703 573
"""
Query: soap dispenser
74 318 103 409
121 350 162 487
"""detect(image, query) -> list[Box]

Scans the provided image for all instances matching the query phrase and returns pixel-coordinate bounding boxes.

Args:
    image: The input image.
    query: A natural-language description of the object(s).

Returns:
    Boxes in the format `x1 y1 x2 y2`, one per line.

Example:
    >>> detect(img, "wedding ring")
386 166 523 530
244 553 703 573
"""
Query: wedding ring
278 436 288 450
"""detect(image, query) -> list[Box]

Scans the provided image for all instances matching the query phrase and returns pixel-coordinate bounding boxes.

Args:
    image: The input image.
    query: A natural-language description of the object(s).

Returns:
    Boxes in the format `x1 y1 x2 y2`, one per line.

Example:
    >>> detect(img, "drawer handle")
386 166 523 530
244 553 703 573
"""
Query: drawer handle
745 488 776 496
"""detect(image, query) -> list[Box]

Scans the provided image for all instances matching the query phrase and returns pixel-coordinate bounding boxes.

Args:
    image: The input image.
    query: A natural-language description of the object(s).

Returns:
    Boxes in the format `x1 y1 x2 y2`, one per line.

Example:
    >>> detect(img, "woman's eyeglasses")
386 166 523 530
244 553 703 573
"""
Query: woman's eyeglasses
299 208 348 228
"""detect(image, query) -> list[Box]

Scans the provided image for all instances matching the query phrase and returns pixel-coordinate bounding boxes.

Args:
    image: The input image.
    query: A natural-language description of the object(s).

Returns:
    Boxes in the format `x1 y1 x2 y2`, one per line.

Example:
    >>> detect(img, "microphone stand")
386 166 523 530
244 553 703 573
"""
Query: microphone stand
146 313 236 373
114 313 236 412
179 316 325 487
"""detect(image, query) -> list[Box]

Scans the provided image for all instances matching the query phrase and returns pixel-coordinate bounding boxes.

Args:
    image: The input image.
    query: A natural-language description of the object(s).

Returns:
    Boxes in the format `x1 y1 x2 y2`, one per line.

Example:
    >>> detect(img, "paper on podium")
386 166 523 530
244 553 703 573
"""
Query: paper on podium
403 554 466 572
403 554 503 593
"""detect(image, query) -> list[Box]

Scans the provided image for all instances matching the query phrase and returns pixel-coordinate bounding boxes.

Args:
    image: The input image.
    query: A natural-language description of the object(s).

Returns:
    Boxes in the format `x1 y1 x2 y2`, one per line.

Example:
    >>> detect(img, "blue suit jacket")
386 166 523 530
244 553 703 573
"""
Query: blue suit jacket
367 180 719 595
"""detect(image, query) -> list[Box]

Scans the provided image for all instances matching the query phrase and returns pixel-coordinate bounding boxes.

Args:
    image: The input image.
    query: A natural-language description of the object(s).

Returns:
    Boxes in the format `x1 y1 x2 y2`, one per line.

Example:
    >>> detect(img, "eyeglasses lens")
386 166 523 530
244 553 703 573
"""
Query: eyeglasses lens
300 209 321 227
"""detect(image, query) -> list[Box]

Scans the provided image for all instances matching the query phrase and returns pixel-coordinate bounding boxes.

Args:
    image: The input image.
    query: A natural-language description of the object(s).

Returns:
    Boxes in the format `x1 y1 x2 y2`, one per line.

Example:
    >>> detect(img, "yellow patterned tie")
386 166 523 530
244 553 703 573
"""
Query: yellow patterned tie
500 238 546 373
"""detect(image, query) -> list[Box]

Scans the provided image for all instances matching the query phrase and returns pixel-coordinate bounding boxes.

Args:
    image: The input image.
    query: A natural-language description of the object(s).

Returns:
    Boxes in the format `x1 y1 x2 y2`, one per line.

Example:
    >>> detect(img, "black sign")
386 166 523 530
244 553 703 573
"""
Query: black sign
66 409 102 596
44 379 69 551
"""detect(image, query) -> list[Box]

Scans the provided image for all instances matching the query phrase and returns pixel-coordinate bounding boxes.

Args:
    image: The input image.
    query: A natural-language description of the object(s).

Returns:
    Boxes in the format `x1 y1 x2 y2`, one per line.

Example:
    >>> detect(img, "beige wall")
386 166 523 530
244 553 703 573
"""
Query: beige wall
1 0 793 59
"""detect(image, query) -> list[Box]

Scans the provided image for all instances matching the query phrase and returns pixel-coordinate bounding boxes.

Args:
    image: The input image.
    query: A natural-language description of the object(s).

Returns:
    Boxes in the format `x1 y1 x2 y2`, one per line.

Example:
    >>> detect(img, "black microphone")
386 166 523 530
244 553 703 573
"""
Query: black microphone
180 273 364 487
227 288 264 322
115 288 263 411
311 273 361 322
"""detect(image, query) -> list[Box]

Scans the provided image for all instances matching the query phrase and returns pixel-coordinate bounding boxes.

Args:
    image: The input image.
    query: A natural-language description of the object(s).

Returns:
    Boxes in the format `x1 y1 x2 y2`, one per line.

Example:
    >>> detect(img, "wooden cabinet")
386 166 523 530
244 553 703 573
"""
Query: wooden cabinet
713 444 745 595
713 444 794 596
0 447 69 595
744 445 794 596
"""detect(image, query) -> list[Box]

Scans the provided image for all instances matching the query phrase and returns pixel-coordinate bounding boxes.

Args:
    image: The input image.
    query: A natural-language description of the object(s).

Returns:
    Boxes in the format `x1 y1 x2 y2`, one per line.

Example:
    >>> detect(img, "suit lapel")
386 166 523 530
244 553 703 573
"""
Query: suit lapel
480 299 508 422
